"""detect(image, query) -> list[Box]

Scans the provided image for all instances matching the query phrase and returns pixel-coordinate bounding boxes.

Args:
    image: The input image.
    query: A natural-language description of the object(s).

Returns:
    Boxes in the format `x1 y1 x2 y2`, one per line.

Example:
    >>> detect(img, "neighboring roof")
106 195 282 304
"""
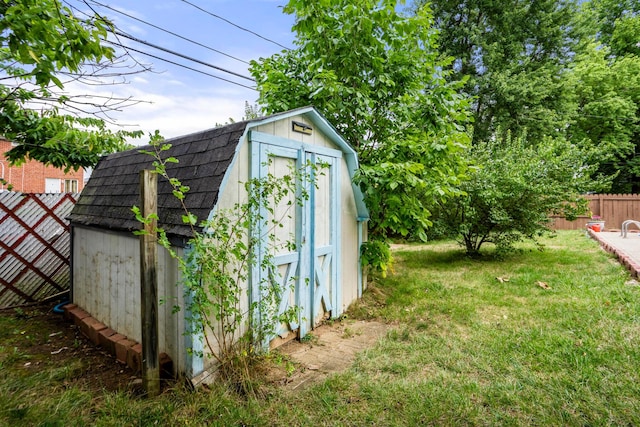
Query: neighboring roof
69 107 369 239
69 120 248 238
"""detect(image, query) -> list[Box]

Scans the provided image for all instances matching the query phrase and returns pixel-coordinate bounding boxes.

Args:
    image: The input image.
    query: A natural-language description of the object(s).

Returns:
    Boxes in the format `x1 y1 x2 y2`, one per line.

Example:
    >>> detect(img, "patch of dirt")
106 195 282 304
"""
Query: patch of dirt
0 303 142 393
2 303 390 394
265 319 391 390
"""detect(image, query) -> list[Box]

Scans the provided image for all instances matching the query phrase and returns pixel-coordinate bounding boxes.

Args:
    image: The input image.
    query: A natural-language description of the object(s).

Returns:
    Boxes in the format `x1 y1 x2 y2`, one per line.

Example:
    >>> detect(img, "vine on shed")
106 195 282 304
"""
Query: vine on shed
133 133 321 395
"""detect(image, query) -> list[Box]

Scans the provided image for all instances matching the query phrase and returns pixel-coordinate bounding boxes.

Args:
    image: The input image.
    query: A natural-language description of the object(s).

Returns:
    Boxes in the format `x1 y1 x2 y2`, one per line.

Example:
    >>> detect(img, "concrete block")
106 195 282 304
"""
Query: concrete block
69 308 90 327
79 317 102 341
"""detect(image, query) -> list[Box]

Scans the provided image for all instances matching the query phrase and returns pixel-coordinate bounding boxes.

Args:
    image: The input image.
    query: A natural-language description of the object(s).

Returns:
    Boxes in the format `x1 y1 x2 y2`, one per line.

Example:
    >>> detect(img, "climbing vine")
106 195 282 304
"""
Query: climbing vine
133 133 321 394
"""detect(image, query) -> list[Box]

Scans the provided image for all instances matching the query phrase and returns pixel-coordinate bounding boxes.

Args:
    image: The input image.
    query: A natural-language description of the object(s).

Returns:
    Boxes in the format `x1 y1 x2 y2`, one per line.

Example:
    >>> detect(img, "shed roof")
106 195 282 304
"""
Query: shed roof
69 120 247 238
69 107 368 239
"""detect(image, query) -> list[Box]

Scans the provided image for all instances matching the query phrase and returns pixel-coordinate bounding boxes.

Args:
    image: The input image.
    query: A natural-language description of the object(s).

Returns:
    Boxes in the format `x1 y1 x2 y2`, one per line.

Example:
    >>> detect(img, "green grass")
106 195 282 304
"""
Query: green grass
2 230 640 425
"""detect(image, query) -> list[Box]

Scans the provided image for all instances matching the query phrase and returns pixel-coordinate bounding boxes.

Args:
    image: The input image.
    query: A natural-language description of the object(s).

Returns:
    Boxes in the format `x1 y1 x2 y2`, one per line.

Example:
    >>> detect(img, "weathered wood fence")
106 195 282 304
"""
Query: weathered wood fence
0 192 79 308
550 194 640 230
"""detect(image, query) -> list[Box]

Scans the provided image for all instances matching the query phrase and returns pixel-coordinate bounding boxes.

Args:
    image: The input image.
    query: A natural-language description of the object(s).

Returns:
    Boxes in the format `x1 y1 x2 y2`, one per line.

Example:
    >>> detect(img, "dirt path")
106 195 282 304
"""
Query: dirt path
269 320 390 390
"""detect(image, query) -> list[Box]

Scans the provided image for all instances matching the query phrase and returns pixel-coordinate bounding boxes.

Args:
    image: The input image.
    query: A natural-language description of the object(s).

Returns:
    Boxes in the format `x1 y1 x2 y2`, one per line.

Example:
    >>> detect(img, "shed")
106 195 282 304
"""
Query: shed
68 107 369 381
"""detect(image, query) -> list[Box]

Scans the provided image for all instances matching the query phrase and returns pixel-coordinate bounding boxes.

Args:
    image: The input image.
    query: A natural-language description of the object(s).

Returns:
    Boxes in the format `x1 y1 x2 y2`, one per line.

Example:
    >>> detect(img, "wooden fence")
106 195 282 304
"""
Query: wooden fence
550 194 640 231
0 192 79 308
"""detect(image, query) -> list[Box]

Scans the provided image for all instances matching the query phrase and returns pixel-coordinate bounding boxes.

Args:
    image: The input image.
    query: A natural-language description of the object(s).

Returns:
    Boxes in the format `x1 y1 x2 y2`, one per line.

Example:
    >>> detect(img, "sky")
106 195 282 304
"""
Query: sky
65 0 296 141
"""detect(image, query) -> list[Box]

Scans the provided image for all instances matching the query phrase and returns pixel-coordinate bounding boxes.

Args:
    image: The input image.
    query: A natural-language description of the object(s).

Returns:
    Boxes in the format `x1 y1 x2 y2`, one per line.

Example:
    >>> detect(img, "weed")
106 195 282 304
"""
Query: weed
300 333 317 344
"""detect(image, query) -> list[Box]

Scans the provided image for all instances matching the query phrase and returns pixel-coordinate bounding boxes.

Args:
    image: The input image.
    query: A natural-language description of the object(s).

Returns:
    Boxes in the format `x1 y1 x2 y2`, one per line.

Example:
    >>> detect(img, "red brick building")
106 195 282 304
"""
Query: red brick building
0 139 84 193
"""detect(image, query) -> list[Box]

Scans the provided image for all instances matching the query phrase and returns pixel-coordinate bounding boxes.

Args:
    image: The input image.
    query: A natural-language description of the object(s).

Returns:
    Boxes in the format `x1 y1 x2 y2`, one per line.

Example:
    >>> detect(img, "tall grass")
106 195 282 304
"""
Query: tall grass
1 231 640 425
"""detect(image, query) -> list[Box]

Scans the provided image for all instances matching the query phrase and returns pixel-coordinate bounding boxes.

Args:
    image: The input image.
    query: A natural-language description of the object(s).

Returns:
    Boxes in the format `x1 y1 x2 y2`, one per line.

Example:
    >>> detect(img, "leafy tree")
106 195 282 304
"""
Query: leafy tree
0 0 144 170
588 0 640 51
419 0 585 145
250 0 471 245
434 132 598 256
566 43 640 192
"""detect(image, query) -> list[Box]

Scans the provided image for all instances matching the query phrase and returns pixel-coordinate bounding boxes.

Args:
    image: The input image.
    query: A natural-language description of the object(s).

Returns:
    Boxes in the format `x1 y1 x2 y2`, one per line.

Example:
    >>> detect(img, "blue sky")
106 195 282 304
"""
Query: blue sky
66 0 296 140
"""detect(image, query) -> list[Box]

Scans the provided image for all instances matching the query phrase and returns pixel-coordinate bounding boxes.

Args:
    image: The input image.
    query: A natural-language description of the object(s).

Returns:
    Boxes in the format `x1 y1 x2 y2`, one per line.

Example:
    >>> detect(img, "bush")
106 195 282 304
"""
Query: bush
433 131 602 256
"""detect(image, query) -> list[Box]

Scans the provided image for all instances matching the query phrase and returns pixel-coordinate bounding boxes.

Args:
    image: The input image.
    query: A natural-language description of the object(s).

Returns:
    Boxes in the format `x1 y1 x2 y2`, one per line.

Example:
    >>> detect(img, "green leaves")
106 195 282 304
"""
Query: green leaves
422 0 583 145
0 0 141 169
433 131 597 255
565 42 640 192
251 0 471 244
0 0 113 87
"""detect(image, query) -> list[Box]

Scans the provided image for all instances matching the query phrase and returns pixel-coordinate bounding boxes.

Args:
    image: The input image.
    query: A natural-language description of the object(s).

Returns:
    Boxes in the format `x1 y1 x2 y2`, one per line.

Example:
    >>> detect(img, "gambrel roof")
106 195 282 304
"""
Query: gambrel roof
69 107 368 239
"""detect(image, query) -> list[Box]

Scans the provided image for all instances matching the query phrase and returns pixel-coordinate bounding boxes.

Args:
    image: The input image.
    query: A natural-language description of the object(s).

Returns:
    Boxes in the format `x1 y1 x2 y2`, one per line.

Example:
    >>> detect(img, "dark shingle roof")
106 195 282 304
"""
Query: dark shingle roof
69 120 248 238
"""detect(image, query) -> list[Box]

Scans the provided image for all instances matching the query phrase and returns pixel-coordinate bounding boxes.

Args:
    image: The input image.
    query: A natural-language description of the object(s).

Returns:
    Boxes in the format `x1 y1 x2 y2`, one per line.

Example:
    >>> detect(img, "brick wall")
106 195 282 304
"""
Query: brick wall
0 140 84 193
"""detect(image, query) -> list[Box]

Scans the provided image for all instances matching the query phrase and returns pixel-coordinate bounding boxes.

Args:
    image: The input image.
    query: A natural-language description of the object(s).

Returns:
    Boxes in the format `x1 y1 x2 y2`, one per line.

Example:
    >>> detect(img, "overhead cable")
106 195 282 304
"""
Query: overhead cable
106 41 257 91
111 29 255 82
68 1 256 84
86 0 251 65
180 0 291 50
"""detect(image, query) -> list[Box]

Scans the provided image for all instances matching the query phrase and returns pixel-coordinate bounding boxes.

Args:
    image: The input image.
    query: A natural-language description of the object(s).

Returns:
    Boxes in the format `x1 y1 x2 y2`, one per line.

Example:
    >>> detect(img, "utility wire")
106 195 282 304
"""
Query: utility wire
106 41 257 91
86 0 251 65
111 29 255 82
180 0 291 51
69 1 255 85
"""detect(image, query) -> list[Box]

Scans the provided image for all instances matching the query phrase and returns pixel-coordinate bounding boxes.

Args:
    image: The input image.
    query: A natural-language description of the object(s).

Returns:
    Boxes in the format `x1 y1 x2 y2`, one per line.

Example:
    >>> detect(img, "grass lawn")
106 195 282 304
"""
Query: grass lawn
2 230 640 425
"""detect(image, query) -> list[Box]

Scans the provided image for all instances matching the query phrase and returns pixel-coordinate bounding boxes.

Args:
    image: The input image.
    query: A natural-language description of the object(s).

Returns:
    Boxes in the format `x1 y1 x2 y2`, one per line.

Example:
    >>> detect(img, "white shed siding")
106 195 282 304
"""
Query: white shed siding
340 159 361 310
254 114 335 149
73 226 186 372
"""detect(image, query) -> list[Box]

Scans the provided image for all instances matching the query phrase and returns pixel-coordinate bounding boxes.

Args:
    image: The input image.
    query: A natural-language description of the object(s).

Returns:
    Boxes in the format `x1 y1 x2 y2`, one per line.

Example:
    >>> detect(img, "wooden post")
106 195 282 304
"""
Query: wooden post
140 170 160 397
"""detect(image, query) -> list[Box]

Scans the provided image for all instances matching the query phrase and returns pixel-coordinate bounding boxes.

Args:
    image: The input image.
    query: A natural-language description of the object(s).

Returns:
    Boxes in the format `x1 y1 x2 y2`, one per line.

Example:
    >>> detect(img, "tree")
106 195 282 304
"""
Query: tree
250 0 471 245
433 132 599 256
419 0 585 145
0 0 144 170
565 43 640 192
588 0 640 53
559 2 640 192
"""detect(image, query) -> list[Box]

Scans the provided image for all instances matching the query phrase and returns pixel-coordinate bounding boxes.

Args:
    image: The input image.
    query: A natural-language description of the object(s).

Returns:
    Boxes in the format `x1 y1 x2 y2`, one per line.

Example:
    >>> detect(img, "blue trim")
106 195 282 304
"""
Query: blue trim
309 152 317 334
332 156 341 317
249 131 343 158
249 137 262 347
296 150 308 339
257 143 301 347
357 221 364 298
217 108 368 223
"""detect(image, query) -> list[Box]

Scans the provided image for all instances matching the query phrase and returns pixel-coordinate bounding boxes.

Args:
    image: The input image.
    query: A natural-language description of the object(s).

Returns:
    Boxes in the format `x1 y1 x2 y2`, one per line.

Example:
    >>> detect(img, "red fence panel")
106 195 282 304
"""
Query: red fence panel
0 192 79 308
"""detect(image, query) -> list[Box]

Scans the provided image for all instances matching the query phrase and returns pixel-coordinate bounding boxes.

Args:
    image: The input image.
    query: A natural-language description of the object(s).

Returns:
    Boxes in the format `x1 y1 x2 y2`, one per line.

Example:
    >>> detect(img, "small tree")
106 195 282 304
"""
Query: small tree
433 131 602 256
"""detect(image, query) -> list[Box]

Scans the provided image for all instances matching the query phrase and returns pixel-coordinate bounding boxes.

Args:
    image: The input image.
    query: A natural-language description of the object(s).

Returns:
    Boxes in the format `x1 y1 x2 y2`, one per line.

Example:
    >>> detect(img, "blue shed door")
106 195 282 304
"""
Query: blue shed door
250 132 342 342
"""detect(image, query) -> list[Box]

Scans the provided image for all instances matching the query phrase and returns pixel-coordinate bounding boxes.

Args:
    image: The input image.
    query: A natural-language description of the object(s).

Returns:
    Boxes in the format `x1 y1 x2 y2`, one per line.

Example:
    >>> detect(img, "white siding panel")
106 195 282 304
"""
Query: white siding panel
73 226 185 372
340 160 360 311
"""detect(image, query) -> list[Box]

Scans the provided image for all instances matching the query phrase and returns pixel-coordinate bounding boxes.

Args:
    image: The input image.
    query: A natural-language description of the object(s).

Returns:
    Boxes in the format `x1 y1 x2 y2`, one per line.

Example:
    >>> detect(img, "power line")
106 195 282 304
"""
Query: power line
179 0 291 51
106 41 257 91
68 1 256 86
111 29 255 82
85 0 251 65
